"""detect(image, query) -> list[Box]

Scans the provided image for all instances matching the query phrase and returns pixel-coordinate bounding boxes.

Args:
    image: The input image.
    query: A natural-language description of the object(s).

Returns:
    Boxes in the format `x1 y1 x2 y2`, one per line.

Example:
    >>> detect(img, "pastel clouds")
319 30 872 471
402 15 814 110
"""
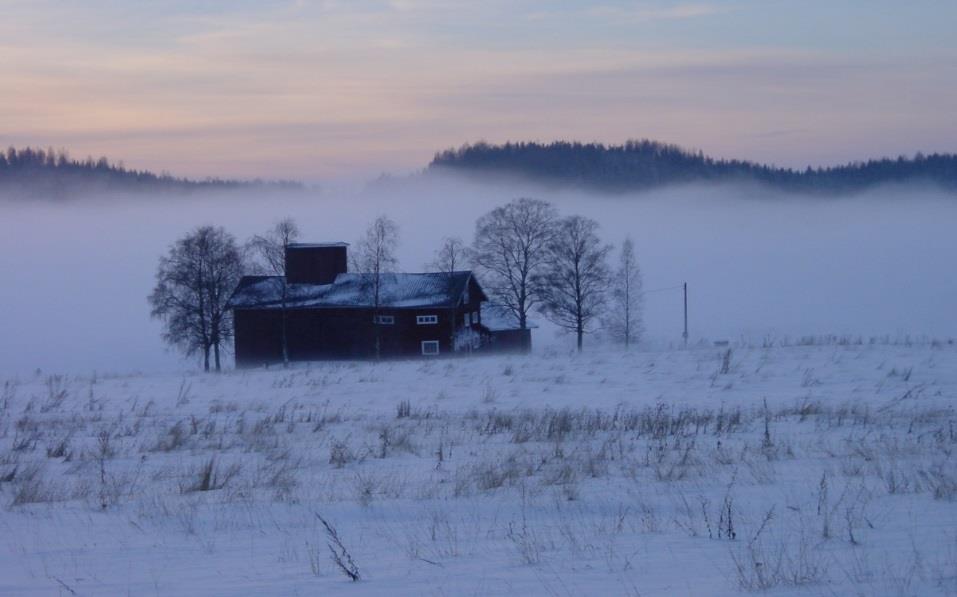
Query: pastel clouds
1 1 955 181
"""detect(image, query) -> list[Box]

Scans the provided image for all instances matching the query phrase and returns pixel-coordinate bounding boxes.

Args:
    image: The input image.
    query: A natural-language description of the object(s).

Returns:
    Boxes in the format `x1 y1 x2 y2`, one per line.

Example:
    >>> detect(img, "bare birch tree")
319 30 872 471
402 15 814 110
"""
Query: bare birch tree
149 226 244 371
470 198 557 332
537 215 612 351
353 216 399 359
428 236 465 274
604 237 643 348
429 236 467 352
247 218 300 367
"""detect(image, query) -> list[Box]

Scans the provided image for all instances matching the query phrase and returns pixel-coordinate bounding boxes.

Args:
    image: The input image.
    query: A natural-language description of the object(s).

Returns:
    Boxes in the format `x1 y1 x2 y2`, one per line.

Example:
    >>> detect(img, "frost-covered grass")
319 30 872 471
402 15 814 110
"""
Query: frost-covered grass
1 341 957 595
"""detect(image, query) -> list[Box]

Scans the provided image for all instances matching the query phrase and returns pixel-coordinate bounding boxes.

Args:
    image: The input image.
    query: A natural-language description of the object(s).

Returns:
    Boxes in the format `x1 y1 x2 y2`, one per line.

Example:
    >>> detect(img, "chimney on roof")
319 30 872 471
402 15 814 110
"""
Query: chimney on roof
285 243 348 285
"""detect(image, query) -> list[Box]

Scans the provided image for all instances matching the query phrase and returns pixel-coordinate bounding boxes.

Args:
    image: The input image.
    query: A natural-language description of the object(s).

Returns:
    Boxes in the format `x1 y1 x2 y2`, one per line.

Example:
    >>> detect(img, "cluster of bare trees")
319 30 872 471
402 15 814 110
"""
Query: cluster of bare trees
149 198 639 370
465 197 642 351
150 216 401 370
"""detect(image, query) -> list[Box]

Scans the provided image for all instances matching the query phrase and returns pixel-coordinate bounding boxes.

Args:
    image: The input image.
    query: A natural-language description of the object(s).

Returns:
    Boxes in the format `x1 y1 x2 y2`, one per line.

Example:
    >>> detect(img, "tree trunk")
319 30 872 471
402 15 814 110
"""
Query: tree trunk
203 346 210 372
374 308 381 360
576 305 584 351
214 341 221 371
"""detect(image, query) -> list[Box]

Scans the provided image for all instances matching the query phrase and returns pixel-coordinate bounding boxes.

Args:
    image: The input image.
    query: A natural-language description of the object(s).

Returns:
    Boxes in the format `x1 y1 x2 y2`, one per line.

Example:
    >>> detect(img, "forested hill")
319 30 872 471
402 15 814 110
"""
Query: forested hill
0 147 303 198
429 140 957 193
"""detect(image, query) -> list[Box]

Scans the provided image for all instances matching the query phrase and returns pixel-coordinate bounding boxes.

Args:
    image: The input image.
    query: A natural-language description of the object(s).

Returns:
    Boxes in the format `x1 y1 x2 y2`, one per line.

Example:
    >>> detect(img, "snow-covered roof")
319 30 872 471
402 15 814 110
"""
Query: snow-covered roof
227 271 482 310
480 303 538 332
287 242 348 248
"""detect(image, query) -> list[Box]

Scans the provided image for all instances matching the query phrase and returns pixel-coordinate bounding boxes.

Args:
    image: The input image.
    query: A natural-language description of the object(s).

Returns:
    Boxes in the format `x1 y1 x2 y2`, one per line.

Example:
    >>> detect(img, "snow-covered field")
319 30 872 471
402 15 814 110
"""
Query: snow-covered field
2 338 956 596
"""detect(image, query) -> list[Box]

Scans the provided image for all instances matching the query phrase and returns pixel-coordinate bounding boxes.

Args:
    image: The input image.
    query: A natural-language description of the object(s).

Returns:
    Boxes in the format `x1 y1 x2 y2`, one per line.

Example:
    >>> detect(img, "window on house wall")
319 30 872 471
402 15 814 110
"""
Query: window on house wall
465 313 471 325
472 311 478 323
373 314 394 325
416 315 438 325
421 340 440 355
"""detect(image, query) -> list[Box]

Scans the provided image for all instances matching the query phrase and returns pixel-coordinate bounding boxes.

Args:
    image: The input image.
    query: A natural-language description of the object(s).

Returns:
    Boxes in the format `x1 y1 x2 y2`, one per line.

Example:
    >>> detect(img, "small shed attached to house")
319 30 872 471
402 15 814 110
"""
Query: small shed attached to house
477 304 535 353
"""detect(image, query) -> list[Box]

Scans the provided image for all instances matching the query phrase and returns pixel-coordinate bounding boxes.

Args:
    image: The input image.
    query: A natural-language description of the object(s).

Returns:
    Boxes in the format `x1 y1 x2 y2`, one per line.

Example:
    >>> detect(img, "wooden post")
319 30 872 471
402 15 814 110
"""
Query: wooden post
683 282 688 347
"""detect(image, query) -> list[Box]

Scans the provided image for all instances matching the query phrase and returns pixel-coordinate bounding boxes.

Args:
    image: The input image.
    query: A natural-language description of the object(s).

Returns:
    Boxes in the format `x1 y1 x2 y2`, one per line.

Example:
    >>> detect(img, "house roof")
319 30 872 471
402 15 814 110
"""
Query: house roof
227 271 485 310
287 242 348 248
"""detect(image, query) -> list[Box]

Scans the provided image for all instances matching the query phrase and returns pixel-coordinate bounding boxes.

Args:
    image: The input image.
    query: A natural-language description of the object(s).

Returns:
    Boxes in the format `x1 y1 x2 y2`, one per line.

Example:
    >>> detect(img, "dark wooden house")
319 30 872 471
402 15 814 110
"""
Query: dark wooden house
227 243 531 366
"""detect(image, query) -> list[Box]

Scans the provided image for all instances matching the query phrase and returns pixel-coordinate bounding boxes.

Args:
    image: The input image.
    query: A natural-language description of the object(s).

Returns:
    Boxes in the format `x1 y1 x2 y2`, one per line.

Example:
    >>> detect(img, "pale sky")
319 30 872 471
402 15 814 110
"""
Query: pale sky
2 1 955 182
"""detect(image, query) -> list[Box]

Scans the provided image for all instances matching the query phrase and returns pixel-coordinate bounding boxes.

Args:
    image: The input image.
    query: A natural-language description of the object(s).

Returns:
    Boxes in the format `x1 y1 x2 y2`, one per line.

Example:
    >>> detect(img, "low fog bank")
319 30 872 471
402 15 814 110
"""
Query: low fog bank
1 176 955 375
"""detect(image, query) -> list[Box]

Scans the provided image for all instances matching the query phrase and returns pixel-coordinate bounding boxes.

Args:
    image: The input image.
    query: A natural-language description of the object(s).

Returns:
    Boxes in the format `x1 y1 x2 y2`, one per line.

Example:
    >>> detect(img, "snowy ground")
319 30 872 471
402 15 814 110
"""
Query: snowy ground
2 338 956 596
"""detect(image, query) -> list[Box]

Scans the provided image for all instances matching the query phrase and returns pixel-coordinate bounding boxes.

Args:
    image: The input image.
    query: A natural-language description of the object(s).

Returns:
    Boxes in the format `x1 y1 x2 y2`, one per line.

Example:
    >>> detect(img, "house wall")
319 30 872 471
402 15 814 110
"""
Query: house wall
233 275 491 367
234 308 284 367
234 299 484 367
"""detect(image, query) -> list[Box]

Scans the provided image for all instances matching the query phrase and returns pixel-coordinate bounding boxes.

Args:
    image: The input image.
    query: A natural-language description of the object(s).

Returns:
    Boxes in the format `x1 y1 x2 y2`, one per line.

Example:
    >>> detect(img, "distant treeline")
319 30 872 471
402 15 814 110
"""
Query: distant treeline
0 147 303 198
429 140 957 193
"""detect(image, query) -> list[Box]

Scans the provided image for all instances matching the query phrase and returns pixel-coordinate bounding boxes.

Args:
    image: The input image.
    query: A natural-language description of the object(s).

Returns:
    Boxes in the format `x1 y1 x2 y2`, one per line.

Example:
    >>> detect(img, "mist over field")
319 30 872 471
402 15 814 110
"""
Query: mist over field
1 176 955 376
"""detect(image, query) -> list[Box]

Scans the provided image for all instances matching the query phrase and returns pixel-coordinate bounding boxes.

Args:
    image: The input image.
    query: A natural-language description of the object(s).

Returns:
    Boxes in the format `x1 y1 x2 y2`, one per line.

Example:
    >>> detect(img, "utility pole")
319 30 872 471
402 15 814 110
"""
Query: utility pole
682 282 688 347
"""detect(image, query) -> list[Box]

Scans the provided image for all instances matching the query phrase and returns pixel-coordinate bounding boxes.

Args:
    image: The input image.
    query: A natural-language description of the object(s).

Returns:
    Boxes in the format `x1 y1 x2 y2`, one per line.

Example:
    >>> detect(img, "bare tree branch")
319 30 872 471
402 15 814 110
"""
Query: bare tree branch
353 216 399 359
469 198 557 329
149 226 244 371
604 237 644 348
537 215 612 351
246 218 300 366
